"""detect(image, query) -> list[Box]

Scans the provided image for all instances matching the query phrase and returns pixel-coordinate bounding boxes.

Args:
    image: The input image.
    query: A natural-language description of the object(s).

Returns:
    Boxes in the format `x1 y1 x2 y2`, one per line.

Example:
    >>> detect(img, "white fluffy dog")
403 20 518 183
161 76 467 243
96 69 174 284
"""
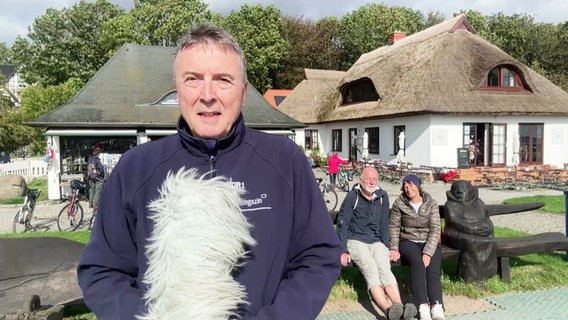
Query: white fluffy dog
138 168 256 320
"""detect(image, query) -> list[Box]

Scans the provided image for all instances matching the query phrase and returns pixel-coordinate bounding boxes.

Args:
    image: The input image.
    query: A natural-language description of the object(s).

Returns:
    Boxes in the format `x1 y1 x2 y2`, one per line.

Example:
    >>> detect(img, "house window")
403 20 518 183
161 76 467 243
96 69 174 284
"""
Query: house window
394 126 405 154
519 123 543 164
340 78 379 105
305 129 318 150
480 65 527 92
332 129 342 152
159 91 178 105
366 127 380 154
274 96 287 106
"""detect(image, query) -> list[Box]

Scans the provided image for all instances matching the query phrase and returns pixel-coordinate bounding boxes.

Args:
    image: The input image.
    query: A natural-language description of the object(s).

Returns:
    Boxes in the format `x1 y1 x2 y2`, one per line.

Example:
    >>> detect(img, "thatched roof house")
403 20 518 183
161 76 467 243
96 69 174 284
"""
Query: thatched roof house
278 14 568 171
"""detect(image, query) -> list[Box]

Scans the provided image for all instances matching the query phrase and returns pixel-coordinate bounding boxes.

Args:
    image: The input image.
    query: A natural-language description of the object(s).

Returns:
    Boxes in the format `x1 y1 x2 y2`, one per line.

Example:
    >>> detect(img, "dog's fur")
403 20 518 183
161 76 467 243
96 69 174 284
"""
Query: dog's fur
138 168 256 320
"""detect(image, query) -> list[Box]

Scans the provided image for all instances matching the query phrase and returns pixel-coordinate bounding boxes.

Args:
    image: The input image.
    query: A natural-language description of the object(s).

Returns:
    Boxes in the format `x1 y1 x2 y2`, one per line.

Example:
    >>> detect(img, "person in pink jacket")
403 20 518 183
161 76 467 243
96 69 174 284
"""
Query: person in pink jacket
327 152 349 188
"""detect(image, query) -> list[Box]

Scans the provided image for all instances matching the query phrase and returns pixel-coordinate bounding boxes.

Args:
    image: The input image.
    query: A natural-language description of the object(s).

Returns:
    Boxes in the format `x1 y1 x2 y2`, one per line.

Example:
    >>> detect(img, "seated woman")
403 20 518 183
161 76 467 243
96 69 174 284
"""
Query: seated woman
390 175 445 320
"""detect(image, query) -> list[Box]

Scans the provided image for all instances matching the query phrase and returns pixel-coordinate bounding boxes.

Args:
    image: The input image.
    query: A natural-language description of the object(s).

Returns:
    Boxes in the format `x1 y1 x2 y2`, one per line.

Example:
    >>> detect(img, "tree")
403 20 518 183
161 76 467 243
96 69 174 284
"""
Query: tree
0 79 82 154
274 16 343 89
0 43 11 63
11 0 125 86
126 0 216 46
219 5 287 92
424 11 446 28
339 4 426 67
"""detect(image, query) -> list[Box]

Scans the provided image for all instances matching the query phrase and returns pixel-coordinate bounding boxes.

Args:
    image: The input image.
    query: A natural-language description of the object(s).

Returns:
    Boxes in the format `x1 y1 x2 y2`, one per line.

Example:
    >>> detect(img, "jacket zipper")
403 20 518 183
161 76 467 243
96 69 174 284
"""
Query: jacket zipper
209 154 217 177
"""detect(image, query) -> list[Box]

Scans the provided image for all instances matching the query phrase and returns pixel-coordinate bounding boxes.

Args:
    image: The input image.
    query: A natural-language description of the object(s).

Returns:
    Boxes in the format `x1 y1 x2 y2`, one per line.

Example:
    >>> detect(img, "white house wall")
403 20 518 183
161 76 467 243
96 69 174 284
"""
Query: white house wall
300 114 568 169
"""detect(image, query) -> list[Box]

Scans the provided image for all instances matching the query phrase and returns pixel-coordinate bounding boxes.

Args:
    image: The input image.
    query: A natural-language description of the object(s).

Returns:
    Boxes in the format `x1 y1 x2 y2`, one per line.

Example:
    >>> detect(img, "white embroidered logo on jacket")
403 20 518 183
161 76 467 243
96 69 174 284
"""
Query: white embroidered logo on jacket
138 168 256 320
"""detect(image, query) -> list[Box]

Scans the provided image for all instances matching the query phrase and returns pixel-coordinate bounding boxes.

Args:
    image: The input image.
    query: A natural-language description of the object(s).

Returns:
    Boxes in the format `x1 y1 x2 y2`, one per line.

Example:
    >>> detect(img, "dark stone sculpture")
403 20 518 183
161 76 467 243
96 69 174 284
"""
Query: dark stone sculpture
443 180 498 282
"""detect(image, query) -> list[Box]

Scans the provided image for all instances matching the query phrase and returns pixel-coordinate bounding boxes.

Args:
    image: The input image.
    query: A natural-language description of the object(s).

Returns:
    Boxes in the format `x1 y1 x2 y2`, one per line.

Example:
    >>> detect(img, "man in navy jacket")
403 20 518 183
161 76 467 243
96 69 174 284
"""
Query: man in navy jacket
77 24 342 320
336 167 416 320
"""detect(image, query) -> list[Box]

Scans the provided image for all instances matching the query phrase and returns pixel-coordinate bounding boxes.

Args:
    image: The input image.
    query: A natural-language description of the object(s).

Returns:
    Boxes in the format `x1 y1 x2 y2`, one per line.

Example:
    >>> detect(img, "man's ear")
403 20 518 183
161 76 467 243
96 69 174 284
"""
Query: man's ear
241 80 249 104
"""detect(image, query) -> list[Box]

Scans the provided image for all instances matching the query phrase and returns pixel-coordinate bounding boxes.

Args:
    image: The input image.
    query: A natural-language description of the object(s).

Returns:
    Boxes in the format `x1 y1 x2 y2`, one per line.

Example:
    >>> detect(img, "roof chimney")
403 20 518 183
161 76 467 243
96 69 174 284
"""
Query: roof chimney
388 31 406 44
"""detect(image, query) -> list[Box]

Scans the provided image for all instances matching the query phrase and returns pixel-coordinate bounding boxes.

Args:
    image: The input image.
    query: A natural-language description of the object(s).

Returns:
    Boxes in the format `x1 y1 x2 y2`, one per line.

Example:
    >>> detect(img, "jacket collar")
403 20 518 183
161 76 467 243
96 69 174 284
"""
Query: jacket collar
176 113 246 157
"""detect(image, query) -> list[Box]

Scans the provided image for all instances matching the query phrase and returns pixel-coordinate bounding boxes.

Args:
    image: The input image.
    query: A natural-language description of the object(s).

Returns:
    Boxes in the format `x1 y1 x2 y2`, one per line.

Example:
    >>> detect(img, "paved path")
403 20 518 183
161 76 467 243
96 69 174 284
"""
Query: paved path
0 200 93 234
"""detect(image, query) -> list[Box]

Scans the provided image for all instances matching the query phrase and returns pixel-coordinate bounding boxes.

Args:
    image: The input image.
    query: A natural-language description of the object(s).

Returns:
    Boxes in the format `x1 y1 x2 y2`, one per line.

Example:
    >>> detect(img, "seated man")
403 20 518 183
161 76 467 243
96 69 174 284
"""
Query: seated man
443 180 498 282
336 167 417 320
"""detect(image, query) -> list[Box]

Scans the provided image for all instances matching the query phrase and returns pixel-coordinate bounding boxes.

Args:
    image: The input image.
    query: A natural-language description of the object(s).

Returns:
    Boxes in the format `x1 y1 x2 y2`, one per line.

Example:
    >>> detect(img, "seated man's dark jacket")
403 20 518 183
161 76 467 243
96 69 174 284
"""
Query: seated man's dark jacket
336 185 390 252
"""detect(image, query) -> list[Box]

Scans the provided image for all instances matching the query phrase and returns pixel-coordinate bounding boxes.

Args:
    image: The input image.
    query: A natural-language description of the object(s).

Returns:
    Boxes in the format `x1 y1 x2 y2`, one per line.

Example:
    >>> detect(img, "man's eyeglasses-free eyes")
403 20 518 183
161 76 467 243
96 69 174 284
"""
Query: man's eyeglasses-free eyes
183 77 240 90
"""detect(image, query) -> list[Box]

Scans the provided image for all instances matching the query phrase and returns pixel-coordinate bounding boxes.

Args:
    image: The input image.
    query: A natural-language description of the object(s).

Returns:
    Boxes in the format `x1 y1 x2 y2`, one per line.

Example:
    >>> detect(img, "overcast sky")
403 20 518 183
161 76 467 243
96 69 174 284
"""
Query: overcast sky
1 0 567 46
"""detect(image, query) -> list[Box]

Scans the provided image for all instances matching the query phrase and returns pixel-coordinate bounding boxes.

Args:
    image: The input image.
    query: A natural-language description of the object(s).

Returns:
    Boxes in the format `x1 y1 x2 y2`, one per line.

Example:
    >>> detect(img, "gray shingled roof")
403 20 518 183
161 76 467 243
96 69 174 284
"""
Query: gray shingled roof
278 15 568 124
29 43 304 130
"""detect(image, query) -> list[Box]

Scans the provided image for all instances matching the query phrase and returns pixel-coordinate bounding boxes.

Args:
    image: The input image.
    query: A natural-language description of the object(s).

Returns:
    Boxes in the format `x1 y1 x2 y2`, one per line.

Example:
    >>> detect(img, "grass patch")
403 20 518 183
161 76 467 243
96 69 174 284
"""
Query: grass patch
0 178 49 204
332 224 568 302
0 230 91 244
503 195 565 214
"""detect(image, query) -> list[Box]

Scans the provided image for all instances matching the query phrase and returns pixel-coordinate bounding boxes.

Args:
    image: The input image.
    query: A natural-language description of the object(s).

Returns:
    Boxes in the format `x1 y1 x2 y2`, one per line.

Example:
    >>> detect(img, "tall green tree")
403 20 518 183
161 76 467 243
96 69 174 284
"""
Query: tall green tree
11 0 125 86
126 0 216 46
274 16 343 89
339 4 426 68
219 5 287 92
1 78 83 154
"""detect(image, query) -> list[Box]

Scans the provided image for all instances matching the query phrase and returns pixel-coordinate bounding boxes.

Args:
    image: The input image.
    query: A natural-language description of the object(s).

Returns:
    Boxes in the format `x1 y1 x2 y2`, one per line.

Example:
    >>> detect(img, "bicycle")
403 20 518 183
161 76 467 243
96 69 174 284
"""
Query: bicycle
12 185 42 233
57 179 87 231
316 171 338 212
336 167 354 192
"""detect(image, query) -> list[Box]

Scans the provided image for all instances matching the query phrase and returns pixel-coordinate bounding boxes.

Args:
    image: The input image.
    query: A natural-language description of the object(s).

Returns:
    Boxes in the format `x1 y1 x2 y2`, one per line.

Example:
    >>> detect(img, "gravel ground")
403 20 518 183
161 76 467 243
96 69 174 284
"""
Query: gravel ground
1 173 565 235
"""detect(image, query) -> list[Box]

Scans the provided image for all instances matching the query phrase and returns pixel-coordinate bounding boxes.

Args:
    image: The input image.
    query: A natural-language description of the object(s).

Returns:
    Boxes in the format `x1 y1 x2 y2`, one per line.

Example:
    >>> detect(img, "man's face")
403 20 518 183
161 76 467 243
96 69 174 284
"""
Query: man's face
174 44 248 140
360 169 378 194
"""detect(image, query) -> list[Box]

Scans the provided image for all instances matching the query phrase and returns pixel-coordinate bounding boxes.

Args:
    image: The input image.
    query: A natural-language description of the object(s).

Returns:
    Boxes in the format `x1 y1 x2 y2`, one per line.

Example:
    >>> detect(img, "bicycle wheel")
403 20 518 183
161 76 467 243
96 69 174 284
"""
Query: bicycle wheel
57 202 84 231
321 188 338 212
12 208 30 233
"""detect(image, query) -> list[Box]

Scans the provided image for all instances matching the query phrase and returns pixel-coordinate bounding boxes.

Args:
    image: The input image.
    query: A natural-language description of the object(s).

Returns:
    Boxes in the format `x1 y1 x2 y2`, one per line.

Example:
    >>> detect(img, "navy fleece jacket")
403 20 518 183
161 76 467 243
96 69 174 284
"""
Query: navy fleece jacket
335 185 391 251
77 114 342 319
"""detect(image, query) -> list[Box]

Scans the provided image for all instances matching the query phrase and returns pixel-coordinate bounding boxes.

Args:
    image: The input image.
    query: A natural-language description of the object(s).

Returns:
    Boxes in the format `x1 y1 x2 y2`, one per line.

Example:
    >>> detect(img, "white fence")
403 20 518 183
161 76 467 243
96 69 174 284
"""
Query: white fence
0 158 48 180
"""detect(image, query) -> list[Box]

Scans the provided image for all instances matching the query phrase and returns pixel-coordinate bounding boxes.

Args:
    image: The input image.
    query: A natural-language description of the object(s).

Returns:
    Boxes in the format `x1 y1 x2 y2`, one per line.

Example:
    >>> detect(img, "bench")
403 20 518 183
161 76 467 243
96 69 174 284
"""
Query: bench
494 232 568 282
332 201 568 283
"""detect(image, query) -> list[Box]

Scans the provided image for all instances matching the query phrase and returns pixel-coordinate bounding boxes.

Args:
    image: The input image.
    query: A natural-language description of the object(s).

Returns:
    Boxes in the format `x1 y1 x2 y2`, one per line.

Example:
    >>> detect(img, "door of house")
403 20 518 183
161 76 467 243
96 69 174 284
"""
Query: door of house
519 123 543 165
463 123 486 166
348 128 357 161
489 123 506 166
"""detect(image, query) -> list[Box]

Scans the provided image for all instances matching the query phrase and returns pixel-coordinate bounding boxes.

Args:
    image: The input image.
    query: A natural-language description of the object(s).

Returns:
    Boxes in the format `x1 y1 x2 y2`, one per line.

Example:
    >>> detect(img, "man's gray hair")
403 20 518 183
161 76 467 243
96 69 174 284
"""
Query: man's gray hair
175 24 248 81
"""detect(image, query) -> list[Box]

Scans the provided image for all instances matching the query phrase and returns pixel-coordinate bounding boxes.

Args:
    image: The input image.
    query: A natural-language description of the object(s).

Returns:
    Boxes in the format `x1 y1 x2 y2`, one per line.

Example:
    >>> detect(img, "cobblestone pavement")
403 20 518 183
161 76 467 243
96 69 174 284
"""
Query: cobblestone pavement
0 200 94 234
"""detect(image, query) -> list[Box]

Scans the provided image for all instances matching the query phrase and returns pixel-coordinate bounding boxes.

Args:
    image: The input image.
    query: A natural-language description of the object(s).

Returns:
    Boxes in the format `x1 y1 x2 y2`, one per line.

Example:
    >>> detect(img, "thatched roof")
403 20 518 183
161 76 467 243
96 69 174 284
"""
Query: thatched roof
277 68 345 123
278 14 568 124
29 43 304 130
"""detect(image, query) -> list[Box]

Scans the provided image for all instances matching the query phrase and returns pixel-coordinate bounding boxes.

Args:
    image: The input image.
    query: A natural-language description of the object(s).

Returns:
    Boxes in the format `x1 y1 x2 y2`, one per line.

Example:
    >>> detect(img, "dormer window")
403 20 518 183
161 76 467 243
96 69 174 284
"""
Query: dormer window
480 65 528 92
158 91 178 105
340 78 379 105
